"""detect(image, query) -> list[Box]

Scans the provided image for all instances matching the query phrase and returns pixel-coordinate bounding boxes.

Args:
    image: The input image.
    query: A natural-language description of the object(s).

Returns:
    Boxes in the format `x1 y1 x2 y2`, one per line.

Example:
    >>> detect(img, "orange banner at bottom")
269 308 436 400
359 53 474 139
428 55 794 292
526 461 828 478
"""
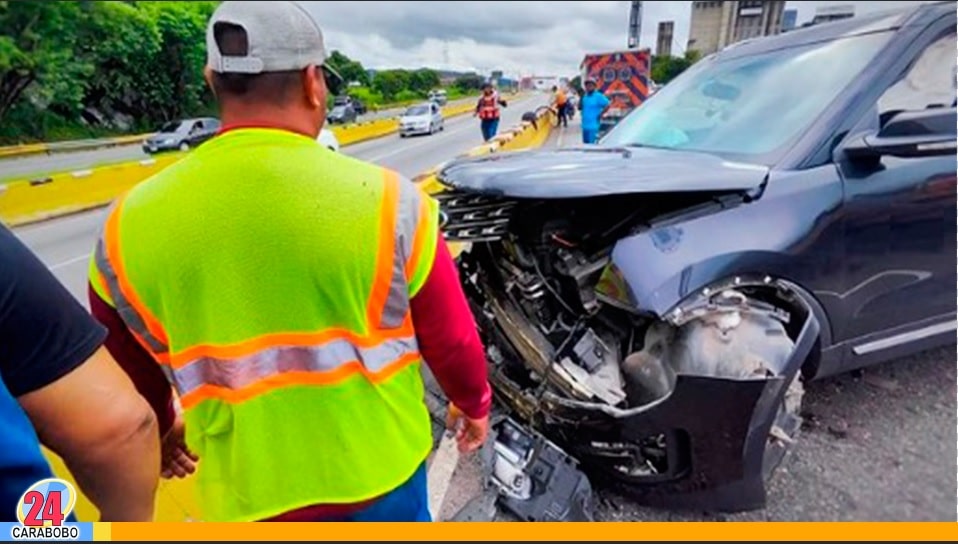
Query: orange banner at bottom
102 521 958 541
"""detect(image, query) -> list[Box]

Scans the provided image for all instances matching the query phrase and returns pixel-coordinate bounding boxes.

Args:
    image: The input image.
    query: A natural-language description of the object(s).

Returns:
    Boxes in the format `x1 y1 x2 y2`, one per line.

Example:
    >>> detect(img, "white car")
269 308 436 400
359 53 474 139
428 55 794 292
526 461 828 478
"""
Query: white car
317 127 339 152
399 102 444 137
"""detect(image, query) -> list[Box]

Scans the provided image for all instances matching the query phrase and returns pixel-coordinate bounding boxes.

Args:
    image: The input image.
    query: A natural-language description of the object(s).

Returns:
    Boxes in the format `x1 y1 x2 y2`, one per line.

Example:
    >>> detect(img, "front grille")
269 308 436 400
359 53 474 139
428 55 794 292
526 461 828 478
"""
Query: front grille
434 190 516 243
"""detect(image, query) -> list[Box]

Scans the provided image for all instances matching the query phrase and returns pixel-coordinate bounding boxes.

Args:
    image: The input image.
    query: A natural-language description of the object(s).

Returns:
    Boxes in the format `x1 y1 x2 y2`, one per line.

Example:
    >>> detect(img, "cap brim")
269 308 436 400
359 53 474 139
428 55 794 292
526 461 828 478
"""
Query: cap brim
321 64 345 96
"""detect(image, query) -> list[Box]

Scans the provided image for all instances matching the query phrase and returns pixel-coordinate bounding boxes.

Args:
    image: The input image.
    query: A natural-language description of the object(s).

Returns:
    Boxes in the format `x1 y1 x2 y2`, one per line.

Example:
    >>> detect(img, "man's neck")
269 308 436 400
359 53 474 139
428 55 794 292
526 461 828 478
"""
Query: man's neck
218 107 319 139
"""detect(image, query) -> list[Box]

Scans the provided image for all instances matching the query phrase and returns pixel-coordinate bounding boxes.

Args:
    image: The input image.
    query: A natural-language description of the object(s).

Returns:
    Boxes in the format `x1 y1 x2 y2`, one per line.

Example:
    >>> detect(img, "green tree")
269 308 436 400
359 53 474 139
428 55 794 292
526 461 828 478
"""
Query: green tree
138 1 218 122
372 69 410 101
326 50 368 87
408 68 439 94
650 50 701 85
0 1 92 122
453 73 483 91
77 1 162 123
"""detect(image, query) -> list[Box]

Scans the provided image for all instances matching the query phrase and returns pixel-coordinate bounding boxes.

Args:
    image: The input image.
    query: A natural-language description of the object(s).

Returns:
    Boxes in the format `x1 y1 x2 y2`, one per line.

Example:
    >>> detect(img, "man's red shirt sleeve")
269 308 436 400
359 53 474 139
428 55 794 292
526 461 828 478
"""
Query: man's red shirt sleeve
88 284 176 435
409 234 492 420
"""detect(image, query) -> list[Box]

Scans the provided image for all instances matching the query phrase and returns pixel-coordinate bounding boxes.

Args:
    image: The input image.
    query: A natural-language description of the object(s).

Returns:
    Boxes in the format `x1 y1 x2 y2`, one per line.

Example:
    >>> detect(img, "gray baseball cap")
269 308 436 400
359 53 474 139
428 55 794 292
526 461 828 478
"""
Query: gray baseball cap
206 1 343 85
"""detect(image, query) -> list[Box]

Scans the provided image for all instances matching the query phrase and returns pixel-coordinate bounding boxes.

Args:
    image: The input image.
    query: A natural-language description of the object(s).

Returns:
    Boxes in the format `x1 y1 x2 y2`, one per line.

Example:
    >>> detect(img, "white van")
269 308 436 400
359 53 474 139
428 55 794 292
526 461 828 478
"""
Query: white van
428 89 448 106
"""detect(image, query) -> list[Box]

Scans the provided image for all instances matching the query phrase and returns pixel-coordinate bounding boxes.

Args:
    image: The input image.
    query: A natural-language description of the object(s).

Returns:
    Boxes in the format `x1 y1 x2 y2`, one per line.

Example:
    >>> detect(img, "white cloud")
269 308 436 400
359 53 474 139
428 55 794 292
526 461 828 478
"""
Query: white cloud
298 1 935 78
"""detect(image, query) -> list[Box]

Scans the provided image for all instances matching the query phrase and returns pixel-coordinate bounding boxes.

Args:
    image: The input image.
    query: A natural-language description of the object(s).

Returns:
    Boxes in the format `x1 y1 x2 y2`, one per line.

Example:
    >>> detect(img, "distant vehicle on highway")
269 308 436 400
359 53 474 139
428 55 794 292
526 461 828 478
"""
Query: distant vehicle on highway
428 89 448 106
327 104 358 125
333 94 367 115
399 102 444 137
580 48 653 138
317 126 339 152
142 117 220 154
433 1 956 514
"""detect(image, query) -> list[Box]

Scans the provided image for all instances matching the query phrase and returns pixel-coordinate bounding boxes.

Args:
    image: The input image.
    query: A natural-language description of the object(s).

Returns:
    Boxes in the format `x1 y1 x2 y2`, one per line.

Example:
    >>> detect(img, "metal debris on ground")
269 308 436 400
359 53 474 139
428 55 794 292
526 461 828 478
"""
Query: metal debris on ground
449 416 596 522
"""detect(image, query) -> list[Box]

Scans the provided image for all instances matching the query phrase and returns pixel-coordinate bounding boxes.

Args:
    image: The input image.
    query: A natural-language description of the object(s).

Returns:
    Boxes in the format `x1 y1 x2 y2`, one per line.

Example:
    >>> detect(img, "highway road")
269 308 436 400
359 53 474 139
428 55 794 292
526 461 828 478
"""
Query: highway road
12 92 545 304
0 96 480 183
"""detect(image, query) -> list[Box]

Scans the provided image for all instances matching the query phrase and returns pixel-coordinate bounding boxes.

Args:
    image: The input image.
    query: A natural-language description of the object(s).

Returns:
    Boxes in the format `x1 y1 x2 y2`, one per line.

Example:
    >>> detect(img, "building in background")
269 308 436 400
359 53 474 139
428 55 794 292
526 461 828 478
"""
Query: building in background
687 1 786 56
656 20 674 57
782 8 798 31
810 4 855 25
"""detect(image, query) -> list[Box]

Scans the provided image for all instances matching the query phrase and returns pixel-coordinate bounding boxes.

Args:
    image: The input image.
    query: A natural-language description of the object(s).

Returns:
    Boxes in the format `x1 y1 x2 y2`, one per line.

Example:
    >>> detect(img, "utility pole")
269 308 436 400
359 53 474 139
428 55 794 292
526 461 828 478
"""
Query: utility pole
627 1 642 49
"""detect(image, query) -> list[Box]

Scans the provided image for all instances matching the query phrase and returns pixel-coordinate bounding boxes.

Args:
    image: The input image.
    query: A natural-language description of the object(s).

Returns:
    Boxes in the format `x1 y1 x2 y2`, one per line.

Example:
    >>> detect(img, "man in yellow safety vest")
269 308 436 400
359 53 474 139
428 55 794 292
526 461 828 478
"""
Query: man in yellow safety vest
88 0 492 523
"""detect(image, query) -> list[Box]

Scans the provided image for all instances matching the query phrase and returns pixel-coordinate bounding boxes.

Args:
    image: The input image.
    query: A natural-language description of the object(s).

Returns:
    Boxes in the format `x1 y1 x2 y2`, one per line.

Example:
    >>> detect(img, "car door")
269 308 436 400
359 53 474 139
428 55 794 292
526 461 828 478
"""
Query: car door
833 23 957 356
431 103 441 125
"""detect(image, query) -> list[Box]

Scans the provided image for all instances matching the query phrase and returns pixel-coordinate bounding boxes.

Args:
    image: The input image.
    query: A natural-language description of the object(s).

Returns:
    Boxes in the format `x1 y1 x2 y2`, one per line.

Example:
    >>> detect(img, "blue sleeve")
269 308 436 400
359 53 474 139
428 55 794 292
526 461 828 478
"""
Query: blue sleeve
601 93 611 107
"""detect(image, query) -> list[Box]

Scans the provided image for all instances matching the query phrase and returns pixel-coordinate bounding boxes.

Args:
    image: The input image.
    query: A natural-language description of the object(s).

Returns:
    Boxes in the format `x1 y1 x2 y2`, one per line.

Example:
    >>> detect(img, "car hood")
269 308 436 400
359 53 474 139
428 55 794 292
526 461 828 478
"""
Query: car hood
436 146 770 199
400 114 431 123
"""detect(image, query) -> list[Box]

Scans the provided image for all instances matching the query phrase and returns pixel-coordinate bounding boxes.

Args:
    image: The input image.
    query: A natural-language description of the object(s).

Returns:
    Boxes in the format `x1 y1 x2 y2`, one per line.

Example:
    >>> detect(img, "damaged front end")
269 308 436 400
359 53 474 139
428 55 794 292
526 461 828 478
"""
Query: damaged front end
435 165 819 512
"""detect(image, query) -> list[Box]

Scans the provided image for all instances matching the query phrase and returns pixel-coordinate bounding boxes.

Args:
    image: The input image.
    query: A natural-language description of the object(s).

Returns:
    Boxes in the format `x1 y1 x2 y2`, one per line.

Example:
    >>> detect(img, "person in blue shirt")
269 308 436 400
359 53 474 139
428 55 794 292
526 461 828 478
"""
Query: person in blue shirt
578 77 611 144
0 223 160 521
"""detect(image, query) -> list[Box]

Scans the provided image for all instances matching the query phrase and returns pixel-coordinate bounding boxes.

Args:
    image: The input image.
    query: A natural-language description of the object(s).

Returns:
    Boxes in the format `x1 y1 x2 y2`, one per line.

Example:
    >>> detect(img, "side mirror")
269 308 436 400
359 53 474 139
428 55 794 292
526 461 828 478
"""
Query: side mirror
845 107 957 159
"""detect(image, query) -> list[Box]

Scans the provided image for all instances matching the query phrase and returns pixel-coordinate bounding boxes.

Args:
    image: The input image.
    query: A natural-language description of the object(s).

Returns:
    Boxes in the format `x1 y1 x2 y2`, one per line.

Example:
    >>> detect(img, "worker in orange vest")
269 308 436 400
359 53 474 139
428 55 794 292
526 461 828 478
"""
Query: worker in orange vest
474 82 508 142
87 0 492 523
551 85 569 127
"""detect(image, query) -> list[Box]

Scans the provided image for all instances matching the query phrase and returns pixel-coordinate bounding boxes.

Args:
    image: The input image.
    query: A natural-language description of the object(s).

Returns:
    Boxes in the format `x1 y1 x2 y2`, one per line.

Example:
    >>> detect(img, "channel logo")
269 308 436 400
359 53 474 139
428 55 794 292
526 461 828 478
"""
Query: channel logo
3 478 92 542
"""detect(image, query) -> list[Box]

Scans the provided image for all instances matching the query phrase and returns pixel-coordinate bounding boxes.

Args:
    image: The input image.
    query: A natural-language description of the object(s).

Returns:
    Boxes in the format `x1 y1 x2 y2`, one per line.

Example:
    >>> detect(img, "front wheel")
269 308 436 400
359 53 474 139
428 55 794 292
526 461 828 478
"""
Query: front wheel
178 142 190 152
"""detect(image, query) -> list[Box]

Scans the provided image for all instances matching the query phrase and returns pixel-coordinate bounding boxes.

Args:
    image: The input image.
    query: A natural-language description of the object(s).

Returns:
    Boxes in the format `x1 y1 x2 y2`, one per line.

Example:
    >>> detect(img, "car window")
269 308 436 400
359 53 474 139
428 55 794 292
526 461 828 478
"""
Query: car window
158 121 179 133
602 30 894 163
877 31 957 118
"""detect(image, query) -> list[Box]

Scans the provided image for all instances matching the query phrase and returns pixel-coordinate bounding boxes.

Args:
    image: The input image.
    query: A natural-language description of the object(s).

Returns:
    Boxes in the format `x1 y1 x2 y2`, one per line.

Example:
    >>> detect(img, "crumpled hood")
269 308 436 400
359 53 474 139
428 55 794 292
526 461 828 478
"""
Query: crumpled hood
437 146 770 199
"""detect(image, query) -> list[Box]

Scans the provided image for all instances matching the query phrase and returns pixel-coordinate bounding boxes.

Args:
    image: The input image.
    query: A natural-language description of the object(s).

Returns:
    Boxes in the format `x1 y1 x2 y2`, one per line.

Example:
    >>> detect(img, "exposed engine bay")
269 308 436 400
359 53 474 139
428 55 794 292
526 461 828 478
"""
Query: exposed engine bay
437 189 815 510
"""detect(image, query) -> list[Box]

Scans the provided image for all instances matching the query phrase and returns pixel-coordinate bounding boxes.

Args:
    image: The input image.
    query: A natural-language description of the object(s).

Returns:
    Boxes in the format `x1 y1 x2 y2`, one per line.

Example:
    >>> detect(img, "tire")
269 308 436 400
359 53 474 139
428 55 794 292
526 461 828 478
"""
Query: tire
178 142 190 152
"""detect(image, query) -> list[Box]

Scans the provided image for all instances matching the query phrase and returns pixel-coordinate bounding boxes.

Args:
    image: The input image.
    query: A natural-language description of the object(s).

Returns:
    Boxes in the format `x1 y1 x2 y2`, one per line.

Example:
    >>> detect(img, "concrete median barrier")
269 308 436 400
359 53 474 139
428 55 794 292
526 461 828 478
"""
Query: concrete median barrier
0 155 185 227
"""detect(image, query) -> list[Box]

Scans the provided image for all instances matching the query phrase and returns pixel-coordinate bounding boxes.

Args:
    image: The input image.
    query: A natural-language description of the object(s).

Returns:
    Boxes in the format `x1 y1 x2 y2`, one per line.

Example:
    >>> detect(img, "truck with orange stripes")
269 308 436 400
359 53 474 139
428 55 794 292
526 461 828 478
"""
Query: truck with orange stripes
579 48 652 136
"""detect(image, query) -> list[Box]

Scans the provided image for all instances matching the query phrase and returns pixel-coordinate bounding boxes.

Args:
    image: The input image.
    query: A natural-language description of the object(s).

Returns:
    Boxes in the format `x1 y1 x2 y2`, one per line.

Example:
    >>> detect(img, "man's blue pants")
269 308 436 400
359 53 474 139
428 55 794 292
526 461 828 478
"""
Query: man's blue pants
302 462 431 522
582 128 599 144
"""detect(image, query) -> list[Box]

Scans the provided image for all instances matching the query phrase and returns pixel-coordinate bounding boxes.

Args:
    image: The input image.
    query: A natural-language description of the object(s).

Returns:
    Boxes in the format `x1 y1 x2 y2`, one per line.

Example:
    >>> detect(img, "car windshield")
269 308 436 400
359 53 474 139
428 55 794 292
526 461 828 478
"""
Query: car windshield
405 105 430 116
601 30 893 163
330 106 347 114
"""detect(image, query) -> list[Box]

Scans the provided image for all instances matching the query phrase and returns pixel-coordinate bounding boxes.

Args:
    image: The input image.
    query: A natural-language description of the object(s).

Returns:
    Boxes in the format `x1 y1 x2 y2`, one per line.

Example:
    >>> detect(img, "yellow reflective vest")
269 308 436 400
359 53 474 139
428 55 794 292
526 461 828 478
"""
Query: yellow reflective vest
89 128 440 522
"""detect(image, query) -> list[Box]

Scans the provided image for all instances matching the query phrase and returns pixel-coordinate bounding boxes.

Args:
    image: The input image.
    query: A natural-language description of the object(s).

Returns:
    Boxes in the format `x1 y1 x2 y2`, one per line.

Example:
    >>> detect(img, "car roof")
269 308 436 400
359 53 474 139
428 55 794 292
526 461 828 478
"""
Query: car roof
713 1 950 61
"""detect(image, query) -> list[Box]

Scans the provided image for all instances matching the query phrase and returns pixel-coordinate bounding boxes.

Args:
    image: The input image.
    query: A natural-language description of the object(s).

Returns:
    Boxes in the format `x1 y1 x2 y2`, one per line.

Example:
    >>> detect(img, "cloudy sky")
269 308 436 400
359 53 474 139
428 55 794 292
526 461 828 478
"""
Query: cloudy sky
299 1 932 78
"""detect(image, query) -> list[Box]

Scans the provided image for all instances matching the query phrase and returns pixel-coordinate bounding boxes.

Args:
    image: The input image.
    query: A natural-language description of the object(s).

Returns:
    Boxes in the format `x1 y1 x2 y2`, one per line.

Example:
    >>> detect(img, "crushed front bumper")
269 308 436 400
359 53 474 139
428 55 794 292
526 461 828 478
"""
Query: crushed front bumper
475 294 820 513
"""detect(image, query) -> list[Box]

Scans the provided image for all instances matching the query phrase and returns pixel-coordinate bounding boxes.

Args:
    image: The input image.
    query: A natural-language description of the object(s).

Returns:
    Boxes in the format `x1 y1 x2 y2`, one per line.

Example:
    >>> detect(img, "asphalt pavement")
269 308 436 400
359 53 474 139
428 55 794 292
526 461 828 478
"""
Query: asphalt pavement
0 96 479 183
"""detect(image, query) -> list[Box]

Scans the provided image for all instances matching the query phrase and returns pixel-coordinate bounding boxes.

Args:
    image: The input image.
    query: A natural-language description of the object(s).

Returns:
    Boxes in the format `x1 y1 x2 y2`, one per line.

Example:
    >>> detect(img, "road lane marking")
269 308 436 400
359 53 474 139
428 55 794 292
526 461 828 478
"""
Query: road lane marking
366 123 475 163
50 253 90 271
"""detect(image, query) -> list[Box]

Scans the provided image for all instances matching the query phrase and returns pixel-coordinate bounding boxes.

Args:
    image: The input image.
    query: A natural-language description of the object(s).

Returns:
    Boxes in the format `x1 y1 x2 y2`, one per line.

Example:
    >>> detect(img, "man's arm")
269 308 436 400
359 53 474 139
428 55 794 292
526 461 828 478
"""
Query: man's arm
88 284 176 436
18 348 160 521
88 282 195 479
0 225 160 521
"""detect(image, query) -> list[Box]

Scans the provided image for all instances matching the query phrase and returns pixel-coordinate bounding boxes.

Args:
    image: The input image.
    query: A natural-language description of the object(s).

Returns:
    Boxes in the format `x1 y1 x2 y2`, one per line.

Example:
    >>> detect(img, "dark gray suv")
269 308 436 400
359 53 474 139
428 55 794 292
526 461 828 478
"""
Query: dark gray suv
433 2 956 512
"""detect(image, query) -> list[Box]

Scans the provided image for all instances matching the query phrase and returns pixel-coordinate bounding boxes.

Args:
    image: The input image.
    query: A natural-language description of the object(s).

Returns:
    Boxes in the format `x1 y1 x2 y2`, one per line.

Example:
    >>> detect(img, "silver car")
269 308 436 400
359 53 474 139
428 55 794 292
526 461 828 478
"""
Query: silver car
399 102 444 137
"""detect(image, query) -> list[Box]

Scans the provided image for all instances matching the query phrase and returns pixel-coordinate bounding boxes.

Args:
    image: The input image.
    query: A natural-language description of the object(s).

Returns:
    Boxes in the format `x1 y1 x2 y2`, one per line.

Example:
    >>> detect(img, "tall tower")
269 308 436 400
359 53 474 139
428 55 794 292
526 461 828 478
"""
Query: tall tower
627 1 642 48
